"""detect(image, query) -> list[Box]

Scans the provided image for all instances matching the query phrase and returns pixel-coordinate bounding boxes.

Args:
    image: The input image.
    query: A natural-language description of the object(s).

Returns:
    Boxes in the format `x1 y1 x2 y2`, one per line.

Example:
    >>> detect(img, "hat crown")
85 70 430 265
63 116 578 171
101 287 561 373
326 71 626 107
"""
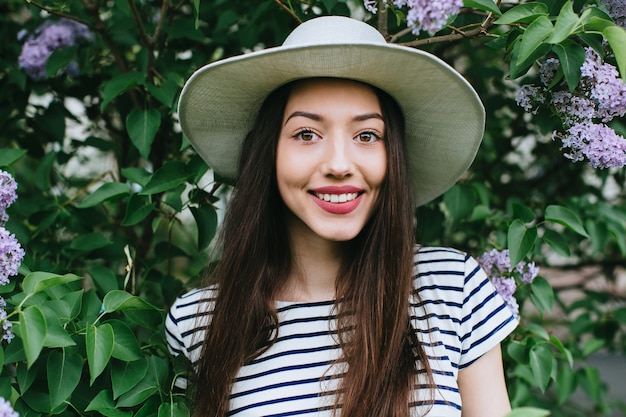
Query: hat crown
282 16 386 47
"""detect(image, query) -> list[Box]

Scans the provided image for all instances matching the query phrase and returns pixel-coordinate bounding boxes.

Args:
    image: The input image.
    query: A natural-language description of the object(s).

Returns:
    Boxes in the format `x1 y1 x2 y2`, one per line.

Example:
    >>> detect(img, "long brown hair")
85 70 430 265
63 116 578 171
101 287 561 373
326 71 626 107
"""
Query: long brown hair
191 78 434 417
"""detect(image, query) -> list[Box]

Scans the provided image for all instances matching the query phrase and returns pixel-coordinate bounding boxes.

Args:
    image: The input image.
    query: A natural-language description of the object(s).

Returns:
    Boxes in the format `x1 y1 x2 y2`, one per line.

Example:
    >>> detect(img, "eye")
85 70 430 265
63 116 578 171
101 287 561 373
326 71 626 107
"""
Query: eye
355 131 382 143
293 129 320 142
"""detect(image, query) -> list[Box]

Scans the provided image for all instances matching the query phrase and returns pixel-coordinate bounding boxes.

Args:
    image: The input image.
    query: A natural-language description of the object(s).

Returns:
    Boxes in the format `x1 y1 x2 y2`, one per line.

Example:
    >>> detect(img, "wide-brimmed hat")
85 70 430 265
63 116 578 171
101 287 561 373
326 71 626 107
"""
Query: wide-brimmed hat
178 16 485 206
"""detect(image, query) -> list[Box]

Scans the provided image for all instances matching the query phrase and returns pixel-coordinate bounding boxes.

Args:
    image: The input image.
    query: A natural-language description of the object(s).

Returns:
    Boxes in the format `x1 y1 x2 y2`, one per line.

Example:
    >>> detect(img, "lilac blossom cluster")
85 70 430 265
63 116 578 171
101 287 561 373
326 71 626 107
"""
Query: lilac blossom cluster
0 171 23 343
478 249 539 318
515 48 626 169
0 398 18 417
601 0 626 29
18 18 93 81
364 0 462 34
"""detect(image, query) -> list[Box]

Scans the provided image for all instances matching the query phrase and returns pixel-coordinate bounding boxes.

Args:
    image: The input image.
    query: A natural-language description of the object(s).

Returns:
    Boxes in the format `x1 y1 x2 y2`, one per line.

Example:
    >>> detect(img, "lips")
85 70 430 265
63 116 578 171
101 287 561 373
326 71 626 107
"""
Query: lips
309 186 364 214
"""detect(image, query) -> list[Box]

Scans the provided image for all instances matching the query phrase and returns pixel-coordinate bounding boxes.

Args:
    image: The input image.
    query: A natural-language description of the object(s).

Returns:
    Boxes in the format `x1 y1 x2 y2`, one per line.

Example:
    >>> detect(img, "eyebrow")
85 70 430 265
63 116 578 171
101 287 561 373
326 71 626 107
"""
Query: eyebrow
283 111 384 125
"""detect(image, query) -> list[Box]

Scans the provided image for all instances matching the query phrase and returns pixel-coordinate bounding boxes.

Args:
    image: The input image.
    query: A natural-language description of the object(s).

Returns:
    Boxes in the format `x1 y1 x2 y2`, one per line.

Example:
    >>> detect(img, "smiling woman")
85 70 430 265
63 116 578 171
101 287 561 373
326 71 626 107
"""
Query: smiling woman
166 16 517 417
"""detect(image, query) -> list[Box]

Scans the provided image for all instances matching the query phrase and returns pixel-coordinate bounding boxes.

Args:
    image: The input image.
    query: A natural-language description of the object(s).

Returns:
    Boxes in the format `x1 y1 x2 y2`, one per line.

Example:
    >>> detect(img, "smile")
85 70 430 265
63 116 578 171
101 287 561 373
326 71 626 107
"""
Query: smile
313 192 359 203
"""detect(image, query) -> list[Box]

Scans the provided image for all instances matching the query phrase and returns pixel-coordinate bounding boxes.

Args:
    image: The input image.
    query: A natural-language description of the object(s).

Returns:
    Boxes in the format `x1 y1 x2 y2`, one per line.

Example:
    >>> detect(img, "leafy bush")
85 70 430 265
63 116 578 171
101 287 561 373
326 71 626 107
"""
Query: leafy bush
0 0 625 416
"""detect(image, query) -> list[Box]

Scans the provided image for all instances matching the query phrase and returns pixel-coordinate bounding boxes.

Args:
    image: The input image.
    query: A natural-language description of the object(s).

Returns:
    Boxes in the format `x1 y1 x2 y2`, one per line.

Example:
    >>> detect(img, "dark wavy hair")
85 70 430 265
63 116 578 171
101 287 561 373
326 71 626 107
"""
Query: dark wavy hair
191 78 434 417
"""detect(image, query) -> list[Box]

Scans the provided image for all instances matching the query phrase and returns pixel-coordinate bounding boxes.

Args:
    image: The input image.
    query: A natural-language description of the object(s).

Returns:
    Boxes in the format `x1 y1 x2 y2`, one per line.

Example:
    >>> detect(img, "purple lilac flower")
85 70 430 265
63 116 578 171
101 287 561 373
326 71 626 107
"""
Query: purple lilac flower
0 171 18 226
539 58 559 86
580 48 626 122
550 91 595 125
17 40 52 81
0 397 18 417
478 249 539 317
363 0 378 13
515 85 544 112
388 0 462 34
0 308 14 343
18 18 93 80
0 227 24 286
601 0 626 29
558 122 626 169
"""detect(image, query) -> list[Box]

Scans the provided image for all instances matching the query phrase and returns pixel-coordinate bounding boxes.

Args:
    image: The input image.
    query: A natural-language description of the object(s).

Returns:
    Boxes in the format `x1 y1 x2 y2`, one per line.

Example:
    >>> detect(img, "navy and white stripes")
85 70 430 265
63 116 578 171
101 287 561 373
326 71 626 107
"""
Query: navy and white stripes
165 246 518 416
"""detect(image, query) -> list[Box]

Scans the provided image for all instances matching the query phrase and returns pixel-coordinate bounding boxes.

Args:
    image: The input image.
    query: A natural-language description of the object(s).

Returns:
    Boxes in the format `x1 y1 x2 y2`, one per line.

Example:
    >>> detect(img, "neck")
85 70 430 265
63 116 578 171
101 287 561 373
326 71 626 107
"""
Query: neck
278 217 347 303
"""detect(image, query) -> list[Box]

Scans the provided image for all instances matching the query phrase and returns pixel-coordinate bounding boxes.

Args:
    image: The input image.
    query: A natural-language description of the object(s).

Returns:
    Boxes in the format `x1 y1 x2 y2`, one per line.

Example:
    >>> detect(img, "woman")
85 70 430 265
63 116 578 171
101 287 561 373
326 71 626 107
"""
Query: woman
166 16 518 417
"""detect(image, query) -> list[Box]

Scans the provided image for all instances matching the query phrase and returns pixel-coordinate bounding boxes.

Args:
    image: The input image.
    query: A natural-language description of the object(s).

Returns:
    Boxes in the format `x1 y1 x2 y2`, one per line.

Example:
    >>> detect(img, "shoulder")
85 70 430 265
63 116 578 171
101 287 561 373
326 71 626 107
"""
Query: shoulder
167 286 218 324
412 246 477 291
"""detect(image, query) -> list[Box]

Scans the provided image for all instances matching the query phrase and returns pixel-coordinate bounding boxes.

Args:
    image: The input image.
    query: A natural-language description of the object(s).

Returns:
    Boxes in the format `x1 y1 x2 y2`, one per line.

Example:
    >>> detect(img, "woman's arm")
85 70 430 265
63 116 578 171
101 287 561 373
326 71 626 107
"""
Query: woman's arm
458 344 512 417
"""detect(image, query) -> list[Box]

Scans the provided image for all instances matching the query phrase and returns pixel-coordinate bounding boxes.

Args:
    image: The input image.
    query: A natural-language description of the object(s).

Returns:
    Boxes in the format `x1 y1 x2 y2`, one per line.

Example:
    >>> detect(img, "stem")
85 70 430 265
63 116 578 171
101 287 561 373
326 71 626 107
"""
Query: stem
274 0 301 23
23 0 92 28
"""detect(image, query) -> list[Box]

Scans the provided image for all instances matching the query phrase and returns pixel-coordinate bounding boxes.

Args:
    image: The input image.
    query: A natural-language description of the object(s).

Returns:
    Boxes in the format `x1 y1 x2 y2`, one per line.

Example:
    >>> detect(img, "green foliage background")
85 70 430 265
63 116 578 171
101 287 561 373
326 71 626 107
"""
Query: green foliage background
0 0 625 416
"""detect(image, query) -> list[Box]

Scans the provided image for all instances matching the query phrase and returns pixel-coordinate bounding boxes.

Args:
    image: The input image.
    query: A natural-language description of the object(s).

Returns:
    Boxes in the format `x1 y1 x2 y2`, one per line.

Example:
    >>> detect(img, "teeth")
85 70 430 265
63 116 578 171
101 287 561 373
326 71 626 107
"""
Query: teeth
315 192 359 203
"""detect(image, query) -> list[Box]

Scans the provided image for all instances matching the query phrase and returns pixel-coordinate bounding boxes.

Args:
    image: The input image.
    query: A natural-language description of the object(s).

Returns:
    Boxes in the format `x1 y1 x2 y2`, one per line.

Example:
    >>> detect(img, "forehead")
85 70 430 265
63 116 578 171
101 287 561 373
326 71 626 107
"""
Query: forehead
285 78 381 110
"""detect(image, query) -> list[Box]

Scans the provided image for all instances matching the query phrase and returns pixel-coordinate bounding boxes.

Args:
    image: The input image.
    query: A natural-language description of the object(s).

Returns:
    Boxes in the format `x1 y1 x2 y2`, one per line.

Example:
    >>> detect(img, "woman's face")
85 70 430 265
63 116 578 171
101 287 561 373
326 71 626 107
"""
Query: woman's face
275 78 387 243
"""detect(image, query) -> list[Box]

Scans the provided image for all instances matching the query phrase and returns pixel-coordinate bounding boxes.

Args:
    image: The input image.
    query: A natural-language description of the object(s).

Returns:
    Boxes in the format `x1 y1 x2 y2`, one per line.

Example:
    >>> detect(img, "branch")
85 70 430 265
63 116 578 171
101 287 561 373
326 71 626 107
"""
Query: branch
274 0 301 23
394 7 499 47
23 0 92 28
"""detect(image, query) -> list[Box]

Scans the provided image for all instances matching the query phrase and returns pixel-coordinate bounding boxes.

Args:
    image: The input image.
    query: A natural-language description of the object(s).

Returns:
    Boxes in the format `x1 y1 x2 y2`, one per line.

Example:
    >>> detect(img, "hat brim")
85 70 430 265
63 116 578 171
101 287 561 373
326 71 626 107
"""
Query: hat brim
178 42 485 206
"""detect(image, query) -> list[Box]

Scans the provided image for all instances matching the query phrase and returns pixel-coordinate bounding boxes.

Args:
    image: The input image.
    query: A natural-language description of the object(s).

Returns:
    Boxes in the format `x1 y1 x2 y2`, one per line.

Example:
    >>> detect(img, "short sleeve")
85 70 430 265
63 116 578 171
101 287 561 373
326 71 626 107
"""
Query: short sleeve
458 255 518 368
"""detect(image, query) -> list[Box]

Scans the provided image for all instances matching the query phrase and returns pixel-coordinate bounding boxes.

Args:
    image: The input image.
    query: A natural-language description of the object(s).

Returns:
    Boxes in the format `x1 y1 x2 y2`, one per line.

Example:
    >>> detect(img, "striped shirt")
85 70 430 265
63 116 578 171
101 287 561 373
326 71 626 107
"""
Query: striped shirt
165 247 518 416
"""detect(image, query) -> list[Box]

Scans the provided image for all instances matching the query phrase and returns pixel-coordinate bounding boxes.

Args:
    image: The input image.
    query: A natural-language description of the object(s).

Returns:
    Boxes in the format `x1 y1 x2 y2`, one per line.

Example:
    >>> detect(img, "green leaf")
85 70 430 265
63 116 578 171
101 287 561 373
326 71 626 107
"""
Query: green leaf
102 290 160 313
586 219 609 255
158 401 190 417
40 304 76 347
579 366 601 403
556 363 577 404
469 204 491 222
19 306 47 367
549 335 573 368
89 265 120 294
101 72 143 112
121 167 152 187
47 350 82 409
46 46 77 77
321 0 337 13
542 229 570 257
0 148 27 167
22 271 82 295
86 322 115 385
443 185 475 222
86 390 133 417
122 194 156 226
506 340 528 364
582 338 604 356
116 356 168 407
552 40 585 91
78 182 131 208
495 3 549 24
504 408 550 417
603 25 626 80
529 276 554 314
35 151 56 192
190 204 218 251
111 358 149 399
547 1 580 44
518 16 553 64
146 77 180 107
529 343 554 392
126 109 162 160
507 219 538 266
580 6 614 31
527 322 550 341
109 320 144 361
463 0 501 15
68 232 113 252
140 160 189 195
544 205 588 237
512 202 535 223
510 37 551 79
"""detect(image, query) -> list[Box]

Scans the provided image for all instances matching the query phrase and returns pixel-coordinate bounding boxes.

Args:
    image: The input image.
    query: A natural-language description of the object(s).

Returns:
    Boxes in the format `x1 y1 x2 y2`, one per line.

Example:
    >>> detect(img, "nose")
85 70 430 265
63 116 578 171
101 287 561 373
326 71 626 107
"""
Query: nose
322 135 354 178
